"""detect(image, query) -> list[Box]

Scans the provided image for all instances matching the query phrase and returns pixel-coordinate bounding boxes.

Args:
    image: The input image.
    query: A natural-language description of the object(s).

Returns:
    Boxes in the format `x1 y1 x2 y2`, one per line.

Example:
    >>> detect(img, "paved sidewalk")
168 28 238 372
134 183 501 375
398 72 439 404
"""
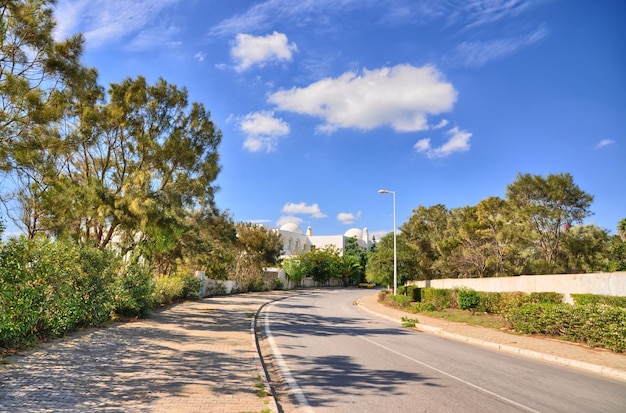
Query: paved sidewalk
356 293 626 382
0 291 295 413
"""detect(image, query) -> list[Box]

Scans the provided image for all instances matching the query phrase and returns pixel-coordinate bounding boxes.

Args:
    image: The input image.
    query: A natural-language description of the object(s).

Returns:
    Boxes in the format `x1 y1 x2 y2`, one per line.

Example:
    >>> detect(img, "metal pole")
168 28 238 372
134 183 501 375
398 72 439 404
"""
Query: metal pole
392 191 397 296
378 189 397 295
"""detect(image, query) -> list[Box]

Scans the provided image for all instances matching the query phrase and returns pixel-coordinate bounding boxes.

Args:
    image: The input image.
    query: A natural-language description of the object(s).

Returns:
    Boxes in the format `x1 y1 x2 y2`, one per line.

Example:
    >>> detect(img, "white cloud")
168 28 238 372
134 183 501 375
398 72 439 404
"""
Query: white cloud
194 52 207 62
282 202 327 218
454 25 549 67
337 211 361 225
53 0 181 49
415 126 472 158
432 119 449 129
277 215 303 227
594 139 615 149
239 111 290 153
268 64 457 133
231 31 297 72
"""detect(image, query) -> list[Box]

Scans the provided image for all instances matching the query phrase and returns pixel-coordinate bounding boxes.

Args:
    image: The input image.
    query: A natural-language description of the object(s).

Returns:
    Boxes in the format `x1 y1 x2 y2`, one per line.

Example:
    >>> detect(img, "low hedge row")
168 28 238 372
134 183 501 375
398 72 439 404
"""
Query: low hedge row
504 302 626 352
381 286 626 353
0 238 201 350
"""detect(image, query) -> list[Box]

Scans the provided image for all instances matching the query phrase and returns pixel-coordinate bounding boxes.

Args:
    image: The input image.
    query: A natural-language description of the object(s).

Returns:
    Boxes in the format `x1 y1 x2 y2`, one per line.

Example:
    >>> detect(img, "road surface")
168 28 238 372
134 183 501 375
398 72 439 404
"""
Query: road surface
262 289 626 413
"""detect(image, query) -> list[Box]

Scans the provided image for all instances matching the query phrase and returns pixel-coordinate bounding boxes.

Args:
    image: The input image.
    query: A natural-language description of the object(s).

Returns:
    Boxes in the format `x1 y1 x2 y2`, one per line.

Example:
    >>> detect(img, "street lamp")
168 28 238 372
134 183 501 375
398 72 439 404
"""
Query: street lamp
378 189 397 295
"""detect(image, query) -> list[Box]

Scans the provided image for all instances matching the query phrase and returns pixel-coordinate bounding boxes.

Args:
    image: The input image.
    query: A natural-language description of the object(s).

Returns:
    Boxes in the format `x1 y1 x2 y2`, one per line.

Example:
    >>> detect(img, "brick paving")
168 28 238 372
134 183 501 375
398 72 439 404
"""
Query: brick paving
0 291 295 413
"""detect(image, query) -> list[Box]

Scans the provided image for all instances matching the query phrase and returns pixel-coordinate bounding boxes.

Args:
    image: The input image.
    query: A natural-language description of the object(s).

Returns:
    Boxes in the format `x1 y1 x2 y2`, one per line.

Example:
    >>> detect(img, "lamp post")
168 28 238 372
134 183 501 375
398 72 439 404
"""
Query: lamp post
378 189 397 295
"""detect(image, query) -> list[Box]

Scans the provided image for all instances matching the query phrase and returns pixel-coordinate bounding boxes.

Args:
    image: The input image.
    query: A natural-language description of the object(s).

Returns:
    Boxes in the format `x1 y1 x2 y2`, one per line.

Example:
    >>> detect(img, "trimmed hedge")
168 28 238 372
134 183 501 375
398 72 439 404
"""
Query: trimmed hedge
378 286 626 353
505 302 626 352
571 294 626 308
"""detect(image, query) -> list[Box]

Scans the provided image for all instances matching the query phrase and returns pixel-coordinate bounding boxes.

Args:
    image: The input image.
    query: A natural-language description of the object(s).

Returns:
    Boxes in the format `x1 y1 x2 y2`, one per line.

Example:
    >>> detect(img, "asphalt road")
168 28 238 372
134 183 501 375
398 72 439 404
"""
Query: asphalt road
263 289 626 413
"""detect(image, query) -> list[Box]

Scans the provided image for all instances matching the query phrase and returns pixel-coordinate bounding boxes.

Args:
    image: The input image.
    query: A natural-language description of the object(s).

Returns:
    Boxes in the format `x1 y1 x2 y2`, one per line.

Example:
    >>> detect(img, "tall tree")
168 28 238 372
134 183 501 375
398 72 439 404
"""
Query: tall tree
0 0 86 164
400 204 449 279
26 76 223 276
505 173 593 273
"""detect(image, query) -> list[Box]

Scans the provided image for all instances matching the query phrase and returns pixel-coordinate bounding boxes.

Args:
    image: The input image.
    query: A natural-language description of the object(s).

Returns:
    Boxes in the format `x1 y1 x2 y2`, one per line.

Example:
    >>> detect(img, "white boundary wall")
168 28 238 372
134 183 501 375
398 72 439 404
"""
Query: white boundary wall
409 272 626 303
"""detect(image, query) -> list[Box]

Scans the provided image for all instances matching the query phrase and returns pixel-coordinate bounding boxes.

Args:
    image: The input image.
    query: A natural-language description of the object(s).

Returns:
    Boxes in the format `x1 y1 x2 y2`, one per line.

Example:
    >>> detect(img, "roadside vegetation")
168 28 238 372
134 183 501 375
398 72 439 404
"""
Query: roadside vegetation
1 1 625 359
379 288 626 353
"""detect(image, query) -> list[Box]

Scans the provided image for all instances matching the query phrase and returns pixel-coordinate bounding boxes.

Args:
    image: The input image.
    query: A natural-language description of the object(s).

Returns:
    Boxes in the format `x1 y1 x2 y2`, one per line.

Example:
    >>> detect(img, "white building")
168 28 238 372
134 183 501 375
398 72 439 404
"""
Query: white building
275 223 372 258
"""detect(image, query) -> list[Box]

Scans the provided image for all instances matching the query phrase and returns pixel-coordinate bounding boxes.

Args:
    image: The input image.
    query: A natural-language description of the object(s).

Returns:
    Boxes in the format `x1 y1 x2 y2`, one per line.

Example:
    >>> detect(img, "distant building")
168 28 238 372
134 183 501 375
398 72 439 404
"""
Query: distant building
274 223 372 258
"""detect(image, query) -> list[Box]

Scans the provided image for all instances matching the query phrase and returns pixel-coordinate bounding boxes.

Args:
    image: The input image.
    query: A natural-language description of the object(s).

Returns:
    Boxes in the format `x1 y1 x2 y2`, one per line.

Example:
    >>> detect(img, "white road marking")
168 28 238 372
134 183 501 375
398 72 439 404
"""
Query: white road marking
358 335 543 413
264 303 314 413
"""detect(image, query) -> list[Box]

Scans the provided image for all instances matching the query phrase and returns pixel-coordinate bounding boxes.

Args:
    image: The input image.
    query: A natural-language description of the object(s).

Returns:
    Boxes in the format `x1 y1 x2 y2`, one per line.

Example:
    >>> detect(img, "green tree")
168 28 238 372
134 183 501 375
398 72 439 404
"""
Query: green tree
234 222 283 267
505 173 593 274
618 218 626 242
400 204 449 279
0 0 85 170
23 76 222 276
561 224 610 273
343 236 367 284
365 233 418 286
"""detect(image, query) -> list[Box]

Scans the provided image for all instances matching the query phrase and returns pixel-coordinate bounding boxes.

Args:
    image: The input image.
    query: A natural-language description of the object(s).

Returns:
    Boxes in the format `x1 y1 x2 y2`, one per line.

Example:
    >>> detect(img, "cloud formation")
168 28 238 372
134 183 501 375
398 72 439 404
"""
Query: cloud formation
231 31 297 72
276 215 303 227
268 64 457 133
337 211 361 225
282 202 327 218
415 126 472 158
238 111 290 152
54 0 181 49
454 25 549 67
594 139 615 149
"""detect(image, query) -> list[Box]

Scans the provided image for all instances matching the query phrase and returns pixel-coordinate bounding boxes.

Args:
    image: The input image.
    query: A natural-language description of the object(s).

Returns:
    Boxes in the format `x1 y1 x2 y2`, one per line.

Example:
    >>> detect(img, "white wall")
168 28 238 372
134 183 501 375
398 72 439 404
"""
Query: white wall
409 272 626 303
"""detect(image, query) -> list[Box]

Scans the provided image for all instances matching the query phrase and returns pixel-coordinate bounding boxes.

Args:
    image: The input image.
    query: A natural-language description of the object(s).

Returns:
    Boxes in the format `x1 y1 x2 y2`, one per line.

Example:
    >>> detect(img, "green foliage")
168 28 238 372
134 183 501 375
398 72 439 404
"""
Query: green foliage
529 292 564 304
398 285 421 302
112 257 155 318
235 222 283 266
505 303 626 353
421 288 453 311
0 237 118 348
457 288 480 311
476 292 501 314
152 272 201 306
571 294 626 308
401 316 419 327
272 277 284 290
387 294 412 308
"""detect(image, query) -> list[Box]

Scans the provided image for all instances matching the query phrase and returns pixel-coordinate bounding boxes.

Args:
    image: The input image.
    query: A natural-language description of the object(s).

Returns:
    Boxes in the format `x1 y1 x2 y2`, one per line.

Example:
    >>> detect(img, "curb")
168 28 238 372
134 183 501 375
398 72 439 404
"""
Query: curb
356 299 626 383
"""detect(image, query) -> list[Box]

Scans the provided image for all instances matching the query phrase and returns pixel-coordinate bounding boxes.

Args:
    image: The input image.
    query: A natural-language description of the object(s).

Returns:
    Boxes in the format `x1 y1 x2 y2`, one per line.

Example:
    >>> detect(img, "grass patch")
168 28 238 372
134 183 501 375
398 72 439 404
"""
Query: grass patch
401 316 419 327
254 375 271 397
422 308 509 329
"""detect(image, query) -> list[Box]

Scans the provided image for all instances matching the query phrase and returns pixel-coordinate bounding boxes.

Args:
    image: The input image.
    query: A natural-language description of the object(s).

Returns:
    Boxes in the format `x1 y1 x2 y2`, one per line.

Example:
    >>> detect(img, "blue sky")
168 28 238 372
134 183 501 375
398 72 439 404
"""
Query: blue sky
50 0 625 239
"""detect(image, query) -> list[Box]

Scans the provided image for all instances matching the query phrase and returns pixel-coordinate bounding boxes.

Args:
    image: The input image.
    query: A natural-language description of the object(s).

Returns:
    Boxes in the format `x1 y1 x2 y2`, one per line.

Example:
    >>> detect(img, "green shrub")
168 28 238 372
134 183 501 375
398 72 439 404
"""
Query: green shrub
498 291 530 315
457 288 480 312
421 288 452 311
272 278 284 290
388 294 412 308
505 302 626 353
571 294 626 308
0 238 119 348
152 272 201 306
529 292 564 304
477 292 501 314
378 289 390 302
113 258 154 318
405 285 422 302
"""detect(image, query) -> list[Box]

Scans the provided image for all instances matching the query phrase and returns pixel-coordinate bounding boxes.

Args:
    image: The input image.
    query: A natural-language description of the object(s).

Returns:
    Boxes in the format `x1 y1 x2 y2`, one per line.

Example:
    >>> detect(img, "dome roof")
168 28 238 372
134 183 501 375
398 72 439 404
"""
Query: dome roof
344 228 363 238
280 222 302 234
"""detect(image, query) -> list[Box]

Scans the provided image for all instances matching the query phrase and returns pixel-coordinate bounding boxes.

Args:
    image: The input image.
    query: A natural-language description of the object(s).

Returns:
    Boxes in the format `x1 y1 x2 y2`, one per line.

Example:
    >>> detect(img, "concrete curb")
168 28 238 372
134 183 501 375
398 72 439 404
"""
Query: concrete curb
356 299 626 383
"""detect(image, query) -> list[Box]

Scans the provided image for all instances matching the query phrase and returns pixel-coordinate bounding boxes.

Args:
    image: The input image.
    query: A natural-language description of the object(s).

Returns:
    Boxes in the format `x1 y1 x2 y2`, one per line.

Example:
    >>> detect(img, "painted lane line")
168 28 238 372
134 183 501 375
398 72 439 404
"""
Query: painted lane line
358 335 542 413
264 303 314 413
